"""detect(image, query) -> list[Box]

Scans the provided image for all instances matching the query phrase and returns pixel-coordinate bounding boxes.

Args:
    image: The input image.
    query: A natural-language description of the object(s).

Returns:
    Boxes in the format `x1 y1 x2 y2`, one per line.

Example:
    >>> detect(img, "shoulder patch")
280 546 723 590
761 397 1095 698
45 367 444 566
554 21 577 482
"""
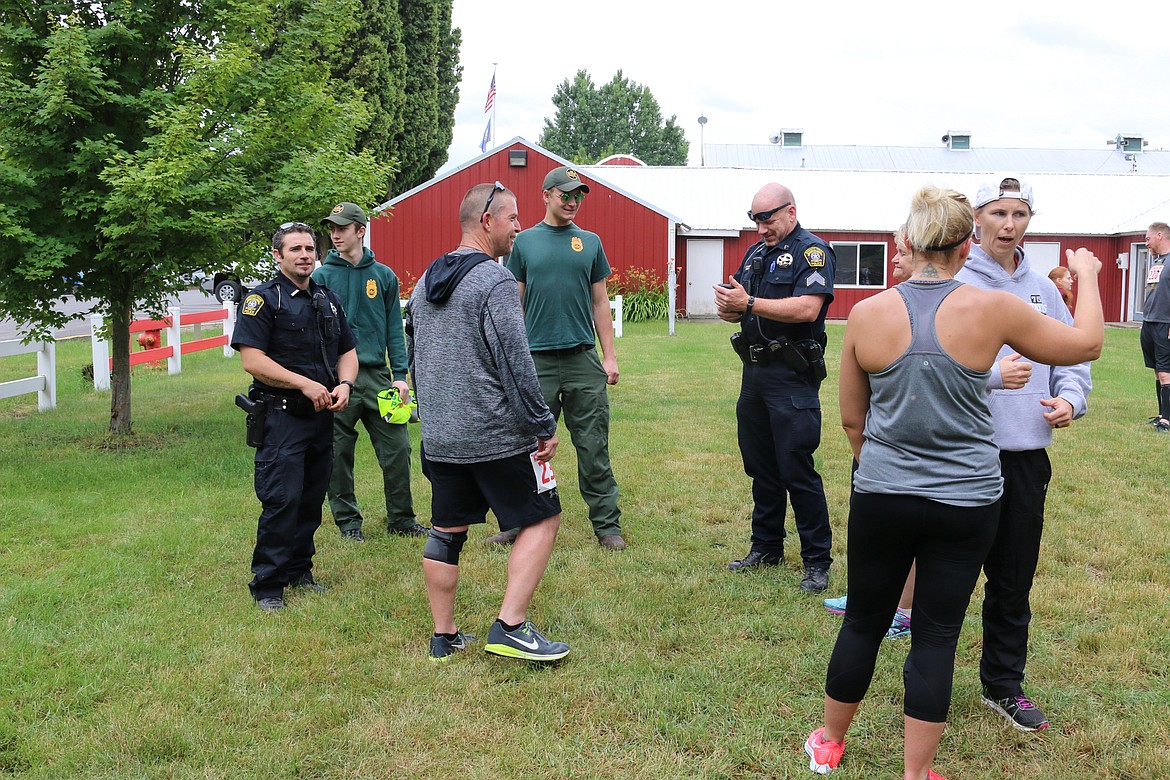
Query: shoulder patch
241 294 264 317
571 236 584 252
804 246 827 268
366 279 378 299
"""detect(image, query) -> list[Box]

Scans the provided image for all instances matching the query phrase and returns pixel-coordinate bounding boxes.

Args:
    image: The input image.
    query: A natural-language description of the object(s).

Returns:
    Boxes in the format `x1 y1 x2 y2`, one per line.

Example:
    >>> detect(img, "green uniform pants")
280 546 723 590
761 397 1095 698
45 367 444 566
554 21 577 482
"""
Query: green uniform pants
532 348 622 537
328 364 416 532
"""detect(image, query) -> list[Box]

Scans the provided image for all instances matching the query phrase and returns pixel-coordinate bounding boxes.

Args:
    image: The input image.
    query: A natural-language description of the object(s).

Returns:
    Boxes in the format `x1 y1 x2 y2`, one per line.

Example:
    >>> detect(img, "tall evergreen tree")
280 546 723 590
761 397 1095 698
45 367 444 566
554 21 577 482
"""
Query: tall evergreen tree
539 69 689 166
325 0 461 198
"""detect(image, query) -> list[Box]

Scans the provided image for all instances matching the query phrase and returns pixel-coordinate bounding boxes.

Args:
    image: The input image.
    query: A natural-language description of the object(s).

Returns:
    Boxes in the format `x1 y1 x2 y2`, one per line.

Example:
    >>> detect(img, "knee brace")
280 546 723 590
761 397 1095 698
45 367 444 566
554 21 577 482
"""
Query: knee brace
423 529 468 565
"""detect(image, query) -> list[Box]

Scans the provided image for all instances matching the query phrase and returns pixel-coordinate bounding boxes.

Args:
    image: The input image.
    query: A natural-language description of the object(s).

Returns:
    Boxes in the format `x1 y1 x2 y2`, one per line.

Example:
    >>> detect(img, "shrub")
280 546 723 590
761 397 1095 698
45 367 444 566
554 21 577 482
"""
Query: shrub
607 267 670 322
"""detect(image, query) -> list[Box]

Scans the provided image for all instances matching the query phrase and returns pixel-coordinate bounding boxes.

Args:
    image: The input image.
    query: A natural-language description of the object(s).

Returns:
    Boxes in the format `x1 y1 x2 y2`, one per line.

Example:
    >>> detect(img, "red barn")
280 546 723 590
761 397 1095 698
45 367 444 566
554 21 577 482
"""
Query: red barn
369 139 683 297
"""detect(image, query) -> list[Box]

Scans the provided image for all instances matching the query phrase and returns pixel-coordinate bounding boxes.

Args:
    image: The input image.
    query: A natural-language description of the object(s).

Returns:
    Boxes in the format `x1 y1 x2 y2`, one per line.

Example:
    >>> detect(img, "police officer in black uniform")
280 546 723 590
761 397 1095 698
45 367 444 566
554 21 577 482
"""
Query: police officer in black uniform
231 221 359 612
713 183 835 594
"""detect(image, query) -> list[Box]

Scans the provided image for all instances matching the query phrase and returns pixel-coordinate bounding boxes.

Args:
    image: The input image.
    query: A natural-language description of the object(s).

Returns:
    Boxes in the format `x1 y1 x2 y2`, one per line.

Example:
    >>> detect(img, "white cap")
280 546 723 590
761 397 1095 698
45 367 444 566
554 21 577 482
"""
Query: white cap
975 177 1034 210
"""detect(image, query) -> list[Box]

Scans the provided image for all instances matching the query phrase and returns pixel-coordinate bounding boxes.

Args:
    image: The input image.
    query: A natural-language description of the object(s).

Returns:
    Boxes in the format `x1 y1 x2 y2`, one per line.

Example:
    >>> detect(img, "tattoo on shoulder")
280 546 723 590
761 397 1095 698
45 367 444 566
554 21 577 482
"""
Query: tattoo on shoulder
920 264 940 278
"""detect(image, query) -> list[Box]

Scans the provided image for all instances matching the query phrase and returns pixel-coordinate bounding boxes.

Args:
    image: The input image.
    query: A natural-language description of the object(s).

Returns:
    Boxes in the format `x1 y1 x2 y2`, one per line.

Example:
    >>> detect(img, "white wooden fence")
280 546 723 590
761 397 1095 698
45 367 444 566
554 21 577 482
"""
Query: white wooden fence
0 339 57 411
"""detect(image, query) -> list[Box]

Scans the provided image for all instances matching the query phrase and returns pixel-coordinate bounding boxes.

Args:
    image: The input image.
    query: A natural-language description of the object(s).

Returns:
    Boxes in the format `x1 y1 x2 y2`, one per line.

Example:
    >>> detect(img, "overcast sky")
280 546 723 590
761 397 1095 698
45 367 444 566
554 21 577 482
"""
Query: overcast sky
443 0 1170 171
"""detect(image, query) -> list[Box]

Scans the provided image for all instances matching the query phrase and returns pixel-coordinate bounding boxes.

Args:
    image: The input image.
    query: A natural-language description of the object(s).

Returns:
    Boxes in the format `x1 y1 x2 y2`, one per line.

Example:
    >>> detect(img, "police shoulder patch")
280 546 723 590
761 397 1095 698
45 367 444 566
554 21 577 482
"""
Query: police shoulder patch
804 246 827 268
241 294 264 317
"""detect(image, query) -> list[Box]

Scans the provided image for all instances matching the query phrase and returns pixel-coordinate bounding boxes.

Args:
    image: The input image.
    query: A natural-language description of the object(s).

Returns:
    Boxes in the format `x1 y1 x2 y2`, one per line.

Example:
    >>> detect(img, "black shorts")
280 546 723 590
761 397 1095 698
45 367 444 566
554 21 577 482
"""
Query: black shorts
421 449 561 531
1140 320 1170 371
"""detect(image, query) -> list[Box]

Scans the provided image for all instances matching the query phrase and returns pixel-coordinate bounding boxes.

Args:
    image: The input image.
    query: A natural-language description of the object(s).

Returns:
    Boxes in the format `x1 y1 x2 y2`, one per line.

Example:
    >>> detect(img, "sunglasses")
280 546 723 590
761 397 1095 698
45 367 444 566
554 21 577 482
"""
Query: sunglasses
555 190 585 204
278 221 312 232
482 181 505 219
747 202 792 224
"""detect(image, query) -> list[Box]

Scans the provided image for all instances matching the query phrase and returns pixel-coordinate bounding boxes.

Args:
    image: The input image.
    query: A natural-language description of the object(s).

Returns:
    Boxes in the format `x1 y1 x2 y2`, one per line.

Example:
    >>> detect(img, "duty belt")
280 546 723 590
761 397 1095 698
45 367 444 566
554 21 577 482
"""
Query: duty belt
249 389 316 416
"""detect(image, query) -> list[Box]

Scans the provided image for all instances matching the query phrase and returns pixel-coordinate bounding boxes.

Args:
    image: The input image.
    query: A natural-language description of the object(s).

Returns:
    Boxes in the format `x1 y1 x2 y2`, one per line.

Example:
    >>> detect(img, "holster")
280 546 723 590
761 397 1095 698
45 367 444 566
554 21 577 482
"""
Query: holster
795 338 828 382
235 393 267 448
730 332 752 366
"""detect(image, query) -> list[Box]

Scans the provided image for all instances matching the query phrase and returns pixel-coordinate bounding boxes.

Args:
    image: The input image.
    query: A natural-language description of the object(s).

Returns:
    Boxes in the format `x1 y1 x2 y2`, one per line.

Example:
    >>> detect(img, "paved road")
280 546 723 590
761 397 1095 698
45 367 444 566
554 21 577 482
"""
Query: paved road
0 289 227 342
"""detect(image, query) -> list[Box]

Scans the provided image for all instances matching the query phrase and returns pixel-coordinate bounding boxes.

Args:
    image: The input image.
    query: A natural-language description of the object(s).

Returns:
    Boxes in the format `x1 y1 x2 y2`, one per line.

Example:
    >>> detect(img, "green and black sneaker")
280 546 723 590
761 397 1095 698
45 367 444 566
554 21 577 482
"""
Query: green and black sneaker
484 620 569 662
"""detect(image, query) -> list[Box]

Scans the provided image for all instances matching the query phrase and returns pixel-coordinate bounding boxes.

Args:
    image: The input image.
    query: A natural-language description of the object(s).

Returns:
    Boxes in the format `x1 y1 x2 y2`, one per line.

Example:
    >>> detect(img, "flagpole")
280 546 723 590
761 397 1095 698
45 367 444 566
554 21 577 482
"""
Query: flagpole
491 63 497 147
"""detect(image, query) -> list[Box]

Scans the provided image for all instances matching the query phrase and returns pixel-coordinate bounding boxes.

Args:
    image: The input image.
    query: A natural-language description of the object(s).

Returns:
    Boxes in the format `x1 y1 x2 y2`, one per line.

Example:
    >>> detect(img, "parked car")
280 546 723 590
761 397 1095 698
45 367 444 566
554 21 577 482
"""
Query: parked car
201 273 251 304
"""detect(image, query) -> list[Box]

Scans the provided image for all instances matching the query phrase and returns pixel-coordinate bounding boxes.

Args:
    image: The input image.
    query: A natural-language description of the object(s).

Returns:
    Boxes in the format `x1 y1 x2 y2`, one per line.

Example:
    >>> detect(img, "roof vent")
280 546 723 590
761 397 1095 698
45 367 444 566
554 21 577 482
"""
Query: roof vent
941 131 971 150
1109 133 1147 152
769 129 803 147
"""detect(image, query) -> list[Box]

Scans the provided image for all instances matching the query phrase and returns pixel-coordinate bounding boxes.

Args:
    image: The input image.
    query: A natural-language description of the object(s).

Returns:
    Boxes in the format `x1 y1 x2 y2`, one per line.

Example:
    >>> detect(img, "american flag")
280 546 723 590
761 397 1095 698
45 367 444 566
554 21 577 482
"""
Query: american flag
484 74 496 113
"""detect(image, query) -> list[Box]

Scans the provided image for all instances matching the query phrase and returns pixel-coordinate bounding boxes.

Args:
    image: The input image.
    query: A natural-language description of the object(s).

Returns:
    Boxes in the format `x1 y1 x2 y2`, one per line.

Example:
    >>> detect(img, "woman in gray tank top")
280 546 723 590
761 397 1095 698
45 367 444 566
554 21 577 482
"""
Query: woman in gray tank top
803 186 1104 780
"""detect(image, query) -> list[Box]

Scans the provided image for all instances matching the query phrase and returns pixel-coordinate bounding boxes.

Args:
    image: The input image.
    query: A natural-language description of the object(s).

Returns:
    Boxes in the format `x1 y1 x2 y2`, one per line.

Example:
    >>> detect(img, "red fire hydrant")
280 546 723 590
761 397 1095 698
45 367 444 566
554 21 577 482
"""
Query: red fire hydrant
136 330 160 350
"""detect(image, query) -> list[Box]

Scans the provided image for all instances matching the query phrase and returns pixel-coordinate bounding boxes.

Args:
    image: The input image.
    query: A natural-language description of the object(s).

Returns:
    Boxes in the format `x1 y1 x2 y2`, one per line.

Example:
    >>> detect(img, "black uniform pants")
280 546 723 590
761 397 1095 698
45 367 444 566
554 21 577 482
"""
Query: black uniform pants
736 362 832 566
249 407 334 600
980 448 1050 698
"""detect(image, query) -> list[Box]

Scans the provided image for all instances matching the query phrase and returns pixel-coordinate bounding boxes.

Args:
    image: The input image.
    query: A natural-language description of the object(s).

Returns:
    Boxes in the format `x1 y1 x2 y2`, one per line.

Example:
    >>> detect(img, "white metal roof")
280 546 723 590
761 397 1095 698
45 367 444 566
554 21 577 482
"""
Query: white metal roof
703 143 1170 176
580 165 1170 236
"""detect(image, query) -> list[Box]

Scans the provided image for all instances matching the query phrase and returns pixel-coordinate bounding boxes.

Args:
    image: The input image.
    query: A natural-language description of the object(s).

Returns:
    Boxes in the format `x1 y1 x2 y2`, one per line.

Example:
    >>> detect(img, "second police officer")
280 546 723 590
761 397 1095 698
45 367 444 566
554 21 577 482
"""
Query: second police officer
713 182 836 594
232 220 359 612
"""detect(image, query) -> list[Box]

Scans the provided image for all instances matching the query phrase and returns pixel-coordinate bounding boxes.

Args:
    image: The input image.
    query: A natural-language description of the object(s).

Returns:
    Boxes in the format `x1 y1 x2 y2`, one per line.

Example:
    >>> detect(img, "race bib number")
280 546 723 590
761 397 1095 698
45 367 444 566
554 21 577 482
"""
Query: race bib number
530 452 557 493
1147 263 1163 285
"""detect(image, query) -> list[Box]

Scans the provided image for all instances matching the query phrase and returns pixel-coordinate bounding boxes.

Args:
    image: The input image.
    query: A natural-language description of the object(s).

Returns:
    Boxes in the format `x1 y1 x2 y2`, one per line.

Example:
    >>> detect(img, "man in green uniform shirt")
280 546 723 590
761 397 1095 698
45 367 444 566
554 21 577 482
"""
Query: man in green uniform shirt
313 202 426 541
502 167 625 550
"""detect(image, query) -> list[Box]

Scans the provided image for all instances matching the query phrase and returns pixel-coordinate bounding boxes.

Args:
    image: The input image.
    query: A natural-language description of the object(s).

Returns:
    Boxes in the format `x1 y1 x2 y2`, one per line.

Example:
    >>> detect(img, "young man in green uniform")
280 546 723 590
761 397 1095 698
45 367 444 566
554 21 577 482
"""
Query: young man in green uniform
312 202 426 541
503 167 625 550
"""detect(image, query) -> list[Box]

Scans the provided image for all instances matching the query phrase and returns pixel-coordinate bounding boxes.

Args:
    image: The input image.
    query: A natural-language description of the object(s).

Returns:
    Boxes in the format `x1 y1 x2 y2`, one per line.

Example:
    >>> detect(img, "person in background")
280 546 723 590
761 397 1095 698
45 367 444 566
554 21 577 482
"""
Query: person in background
805 185 1102 779
501 166 626 551
1139 222 1170 430
313 202 426 542
1048 266 1074 309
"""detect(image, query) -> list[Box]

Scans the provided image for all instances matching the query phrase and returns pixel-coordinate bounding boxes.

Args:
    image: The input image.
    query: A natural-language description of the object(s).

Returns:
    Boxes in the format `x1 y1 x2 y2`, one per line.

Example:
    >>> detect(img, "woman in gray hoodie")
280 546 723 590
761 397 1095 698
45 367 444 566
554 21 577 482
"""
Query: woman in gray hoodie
954 176 1093 733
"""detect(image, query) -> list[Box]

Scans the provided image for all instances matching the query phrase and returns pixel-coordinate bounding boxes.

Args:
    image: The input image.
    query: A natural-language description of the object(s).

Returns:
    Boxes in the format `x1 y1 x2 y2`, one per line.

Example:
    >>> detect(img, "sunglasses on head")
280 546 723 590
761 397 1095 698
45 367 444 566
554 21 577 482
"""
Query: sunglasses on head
555 190 585 204
747 202 792 224
481 181 505 219
278 221 312 232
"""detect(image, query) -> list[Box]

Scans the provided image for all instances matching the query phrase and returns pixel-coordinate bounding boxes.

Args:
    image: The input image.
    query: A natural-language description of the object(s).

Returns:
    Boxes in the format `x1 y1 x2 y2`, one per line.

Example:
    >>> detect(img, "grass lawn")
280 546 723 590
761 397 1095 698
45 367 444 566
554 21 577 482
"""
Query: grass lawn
1 321 1167 779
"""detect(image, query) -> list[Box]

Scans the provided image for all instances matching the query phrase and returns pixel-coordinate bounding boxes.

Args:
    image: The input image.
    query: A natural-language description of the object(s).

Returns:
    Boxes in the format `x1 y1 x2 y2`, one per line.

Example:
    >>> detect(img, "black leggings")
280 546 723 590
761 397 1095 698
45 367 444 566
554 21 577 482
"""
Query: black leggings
825 492 1000 722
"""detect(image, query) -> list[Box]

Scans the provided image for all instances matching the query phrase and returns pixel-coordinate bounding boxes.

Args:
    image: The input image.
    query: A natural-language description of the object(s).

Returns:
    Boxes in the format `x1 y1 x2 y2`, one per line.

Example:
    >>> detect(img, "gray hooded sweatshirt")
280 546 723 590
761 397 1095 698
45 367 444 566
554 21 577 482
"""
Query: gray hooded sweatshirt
954 244 1093 452
405 250 556 464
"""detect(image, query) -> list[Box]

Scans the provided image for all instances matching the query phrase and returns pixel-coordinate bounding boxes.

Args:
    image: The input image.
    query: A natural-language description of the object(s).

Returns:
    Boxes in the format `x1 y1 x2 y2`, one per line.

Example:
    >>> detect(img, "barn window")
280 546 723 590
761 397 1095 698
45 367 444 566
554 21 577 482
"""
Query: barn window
831 242 886 288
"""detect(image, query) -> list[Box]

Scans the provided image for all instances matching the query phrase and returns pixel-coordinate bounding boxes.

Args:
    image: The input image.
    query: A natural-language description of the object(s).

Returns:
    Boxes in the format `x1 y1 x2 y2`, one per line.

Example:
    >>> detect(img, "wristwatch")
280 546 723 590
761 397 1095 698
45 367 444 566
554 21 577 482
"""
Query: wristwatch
340 380 356 390
746 296 756 315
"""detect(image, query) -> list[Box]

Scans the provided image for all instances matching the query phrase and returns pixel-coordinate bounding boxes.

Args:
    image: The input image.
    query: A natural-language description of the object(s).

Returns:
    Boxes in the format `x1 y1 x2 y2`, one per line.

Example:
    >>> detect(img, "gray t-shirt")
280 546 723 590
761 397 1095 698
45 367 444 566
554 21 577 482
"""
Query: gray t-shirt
1143 253 1170 324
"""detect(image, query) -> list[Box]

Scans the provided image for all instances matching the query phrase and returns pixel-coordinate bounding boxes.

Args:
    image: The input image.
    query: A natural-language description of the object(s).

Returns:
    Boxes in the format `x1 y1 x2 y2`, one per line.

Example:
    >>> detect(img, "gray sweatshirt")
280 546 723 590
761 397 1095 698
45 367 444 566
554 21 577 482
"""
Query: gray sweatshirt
954 244 1093 452
405 250 556 464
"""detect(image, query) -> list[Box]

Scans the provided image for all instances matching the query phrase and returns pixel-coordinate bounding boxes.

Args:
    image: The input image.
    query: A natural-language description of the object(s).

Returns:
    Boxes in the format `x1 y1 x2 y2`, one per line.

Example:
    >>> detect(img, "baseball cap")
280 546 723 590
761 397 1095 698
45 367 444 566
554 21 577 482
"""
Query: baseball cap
322 202 368 227
542 166 591 193
974 177 1034 210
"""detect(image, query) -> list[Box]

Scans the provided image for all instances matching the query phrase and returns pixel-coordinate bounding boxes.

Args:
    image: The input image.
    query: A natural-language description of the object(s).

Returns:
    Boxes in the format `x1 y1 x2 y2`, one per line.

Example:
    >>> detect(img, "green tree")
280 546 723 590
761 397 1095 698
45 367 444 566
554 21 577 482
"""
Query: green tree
539 69 689 166
325 0 461 198
391 0 462 195
0 0 392 435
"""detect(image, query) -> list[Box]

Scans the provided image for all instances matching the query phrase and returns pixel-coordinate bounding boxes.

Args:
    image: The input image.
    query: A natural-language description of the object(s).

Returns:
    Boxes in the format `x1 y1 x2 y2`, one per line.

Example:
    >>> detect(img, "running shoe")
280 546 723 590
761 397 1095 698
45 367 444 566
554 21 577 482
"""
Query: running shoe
822 595 848 615
428 630 476 662
804 727 844 774
885 608 912 640
981 689 1050 732
1154 419 1170 433
484 620 570 661
926 771 949 780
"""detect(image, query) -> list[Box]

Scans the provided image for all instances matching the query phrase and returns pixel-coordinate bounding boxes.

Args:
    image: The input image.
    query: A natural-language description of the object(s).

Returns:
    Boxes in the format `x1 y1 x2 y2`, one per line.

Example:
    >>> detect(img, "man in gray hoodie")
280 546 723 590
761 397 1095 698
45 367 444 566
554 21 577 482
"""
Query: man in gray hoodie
406 182 568 663
955 177 1093 732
